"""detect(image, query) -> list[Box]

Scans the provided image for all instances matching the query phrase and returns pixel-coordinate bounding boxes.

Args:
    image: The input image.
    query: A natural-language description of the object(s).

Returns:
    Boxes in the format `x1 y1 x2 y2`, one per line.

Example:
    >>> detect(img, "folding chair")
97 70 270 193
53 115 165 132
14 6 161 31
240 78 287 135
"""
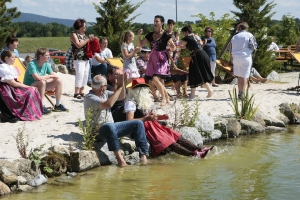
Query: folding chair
216 58 236 84
105 57 124 69
13 57 56 107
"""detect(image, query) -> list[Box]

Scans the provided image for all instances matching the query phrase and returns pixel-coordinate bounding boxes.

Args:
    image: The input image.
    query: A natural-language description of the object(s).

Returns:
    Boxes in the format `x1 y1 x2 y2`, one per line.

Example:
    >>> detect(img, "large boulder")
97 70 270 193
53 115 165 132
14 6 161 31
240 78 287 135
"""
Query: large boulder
256 110 286 127
0 181 10 196
202 129 222 143
227 118 241 138
27 174 47 187
0 166 18 185
195 113 214 132
279 103 297 124
69 150 100 172
94 142 118 166
179 126 203 147
0 159 40 182
240 119 265 135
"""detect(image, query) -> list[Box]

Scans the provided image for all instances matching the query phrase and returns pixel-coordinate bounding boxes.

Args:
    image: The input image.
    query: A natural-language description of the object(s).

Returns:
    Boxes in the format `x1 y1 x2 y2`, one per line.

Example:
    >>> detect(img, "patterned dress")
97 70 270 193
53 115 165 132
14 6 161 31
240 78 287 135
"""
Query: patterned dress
0 63 43 121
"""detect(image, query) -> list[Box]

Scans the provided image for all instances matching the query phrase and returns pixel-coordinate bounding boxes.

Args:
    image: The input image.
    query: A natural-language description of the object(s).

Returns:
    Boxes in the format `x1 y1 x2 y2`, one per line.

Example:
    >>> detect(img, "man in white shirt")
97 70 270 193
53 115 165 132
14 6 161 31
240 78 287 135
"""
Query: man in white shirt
267 37 279 56
88 37 113 86
229 22 257 99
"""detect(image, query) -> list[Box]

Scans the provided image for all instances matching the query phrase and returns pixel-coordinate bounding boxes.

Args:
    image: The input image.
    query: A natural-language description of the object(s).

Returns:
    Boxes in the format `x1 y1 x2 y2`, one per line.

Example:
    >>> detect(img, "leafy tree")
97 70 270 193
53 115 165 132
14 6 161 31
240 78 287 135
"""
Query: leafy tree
277 13 298 46
93 0 145 57
231 0 277 76
0 0 21 48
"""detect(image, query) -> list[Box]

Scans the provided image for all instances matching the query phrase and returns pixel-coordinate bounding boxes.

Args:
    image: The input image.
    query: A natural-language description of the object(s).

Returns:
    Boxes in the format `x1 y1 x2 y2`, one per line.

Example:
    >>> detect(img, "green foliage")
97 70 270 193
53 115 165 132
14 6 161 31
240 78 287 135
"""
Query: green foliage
289 102 300 114
0 0 21 48
52 58 61 64
277 13 298 45
180 97 199 127
78 108 97 150
28 143 46 167
228 87 260 120
191 12 235 61
15 22 72 38
41 151 67 177
13 124 29 159
93 0 145 56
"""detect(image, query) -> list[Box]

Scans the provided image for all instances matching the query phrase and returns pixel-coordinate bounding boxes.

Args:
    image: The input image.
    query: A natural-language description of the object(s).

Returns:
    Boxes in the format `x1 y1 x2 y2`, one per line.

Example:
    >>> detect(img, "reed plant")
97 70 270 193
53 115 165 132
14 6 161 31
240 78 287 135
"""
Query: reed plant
180 96 199 127
78 108 97 150
13 124 29 159
228 87 259 120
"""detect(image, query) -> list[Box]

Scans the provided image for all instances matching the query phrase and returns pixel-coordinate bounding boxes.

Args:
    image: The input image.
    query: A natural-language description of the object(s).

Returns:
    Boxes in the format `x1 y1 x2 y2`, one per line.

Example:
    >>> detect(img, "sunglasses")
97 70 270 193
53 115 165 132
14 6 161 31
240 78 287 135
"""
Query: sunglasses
205 30 212 32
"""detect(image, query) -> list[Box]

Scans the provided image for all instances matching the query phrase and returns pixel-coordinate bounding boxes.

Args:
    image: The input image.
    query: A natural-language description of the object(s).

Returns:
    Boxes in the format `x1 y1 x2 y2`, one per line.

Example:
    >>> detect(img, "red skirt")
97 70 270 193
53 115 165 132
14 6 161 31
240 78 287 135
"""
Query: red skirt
144 121 181 157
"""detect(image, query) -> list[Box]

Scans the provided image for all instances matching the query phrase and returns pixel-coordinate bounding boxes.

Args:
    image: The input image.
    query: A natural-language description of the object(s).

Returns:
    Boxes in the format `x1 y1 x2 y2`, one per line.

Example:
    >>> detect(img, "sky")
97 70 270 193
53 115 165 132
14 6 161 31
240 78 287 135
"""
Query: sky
7 0 300 24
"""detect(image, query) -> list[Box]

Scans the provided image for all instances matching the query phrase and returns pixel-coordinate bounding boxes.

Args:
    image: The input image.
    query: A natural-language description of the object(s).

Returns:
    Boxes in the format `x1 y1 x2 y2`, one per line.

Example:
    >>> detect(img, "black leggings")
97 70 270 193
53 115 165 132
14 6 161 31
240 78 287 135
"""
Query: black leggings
0 95 16 119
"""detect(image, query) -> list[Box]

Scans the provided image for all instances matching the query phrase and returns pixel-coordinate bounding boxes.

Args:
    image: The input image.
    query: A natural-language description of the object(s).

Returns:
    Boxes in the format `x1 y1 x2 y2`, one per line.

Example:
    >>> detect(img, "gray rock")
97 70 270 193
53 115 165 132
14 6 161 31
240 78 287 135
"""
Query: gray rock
195 113 214 132
227 118 241 138
120 138 136 155
66 172 77 177
49 145 70 156
267 70 280 81
240 119 265 135
17 184 34 192
256 110 286 127
69 150 100 172
124 152 140 165
17 176 27 185
214 118 228 138
94 142 118 165
58 65 68 74
265 126 288 132
0 159 40 182
279 103 296 124
0 181 10 196
276 114 290 125
179 126 203 147
202 129 222 143
0 166 18 185
252 111 266 126
27 174 47 187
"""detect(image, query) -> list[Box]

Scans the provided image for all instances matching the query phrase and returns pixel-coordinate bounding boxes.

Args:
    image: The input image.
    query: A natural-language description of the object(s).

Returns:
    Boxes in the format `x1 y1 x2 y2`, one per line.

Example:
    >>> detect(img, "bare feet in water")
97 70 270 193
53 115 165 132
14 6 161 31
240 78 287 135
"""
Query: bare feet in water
140 155 148 164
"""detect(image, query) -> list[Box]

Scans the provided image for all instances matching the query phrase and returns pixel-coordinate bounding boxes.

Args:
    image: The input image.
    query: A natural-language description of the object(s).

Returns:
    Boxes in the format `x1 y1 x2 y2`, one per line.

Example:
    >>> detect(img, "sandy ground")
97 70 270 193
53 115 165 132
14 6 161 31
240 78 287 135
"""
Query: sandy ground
0 71 299 160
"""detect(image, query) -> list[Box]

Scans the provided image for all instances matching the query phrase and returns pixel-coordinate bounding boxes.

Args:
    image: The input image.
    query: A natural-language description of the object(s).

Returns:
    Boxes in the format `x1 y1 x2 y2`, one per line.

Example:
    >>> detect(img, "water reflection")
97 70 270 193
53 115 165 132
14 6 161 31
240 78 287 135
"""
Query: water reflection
3 126 300 199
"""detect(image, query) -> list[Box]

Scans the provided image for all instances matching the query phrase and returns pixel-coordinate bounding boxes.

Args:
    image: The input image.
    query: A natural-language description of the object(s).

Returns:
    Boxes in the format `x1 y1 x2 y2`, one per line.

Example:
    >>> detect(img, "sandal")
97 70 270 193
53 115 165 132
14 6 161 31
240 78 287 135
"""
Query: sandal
154 97 161 102
79 93 85 98
74 93 82 99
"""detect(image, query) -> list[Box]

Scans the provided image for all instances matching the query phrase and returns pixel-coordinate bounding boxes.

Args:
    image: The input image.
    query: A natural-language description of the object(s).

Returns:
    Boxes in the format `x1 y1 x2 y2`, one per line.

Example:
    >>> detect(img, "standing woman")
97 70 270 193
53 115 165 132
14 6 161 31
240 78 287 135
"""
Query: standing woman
70 18 94 99
202 27 218 87
179 25 214 98
137 15 176 106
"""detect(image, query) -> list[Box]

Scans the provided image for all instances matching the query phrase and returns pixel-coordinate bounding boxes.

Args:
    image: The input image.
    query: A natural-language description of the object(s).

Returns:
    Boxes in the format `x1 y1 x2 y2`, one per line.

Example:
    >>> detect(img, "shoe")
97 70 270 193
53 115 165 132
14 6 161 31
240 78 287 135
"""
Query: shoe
154 97 161 102
74 93 82 99
212 84 219 87
87 82 92 87
79 93 85 98
54 104 69 112
43 106 51 115
1 116 20 123
194 150 209 158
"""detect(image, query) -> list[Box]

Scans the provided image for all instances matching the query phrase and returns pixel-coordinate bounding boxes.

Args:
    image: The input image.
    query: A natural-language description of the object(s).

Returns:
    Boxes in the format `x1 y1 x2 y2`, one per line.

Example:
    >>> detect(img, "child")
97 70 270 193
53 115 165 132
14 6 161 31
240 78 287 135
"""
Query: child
120 30 141 84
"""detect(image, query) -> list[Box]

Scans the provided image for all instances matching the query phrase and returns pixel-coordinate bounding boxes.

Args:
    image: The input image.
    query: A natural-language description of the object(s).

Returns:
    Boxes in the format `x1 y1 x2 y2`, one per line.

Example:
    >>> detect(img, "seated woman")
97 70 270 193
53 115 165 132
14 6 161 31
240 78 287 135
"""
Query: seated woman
0 50 43 123
124 78 214 158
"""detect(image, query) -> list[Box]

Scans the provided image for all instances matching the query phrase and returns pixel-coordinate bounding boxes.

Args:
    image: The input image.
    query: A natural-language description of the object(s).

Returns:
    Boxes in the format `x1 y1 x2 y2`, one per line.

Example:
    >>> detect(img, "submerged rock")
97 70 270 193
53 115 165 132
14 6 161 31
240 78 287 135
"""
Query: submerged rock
27 174 47 187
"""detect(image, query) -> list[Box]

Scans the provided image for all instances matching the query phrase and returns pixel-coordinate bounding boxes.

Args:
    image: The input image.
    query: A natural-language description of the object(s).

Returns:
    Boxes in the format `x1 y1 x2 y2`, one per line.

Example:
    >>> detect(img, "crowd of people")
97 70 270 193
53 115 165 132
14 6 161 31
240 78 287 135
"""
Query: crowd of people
1 16 284 166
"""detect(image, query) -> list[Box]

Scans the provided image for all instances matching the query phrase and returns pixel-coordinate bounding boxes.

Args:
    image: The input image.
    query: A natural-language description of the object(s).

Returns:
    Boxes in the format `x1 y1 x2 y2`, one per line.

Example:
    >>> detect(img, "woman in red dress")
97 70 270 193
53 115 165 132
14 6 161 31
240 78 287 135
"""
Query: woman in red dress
124 78 213 158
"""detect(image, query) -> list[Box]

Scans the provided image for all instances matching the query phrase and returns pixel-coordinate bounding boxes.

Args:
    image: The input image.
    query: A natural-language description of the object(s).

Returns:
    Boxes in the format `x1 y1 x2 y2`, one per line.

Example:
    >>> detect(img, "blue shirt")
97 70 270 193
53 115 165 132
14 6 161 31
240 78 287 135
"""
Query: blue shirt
0 46 19 57
23 60 53 85
202 37 217 61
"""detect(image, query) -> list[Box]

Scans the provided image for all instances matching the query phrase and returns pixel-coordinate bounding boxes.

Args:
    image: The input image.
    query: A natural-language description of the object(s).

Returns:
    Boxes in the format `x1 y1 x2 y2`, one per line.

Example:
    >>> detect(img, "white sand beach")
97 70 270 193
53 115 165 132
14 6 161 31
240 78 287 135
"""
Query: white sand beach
0 71 299 160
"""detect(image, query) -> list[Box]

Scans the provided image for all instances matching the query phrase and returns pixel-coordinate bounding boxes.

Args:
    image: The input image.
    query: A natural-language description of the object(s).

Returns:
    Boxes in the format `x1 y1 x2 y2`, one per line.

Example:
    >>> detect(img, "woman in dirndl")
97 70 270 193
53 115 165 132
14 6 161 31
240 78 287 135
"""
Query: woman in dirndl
0 50 43 123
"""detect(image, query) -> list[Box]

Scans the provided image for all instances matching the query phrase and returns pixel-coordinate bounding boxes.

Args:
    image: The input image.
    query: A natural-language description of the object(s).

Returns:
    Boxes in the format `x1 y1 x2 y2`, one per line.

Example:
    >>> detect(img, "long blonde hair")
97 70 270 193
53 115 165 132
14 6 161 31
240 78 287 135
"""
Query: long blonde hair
120 30 134 46
127 87 153 112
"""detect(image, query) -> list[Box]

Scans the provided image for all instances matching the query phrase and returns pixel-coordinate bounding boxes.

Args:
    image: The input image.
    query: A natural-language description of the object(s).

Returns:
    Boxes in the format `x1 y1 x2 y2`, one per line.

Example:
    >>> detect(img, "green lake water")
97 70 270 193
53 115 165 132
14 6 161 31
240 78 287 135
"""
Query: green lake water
3 126 300 200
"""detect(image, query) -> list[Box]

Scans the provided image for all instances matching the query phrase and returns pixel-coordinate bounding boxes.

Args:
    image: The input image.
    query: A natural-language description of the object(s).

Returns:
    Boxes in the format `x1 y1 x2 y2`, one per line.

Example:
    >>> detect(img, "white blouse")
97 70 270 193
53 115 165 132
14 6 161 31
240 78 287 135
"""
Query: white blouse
0 63 19 82
124 101 137 113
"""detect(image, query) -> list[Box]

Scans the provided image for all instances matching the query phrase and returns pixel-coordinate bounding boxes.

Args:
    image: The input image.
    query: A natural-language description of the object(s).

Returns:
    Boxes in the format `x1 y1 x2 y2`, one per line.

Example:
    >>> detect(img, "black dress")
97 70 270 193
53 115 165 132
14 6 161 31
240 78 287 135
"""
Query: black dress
182 35 213 87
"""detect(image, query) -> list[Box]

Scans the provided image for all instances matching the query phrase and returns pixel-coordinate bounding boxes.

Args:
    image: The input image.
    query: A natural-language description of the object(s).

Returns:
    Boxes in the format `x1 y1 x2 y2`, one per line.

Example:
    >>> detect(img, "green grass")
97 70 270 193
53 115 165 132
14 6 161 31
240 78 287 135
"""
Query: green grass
18 37 71 52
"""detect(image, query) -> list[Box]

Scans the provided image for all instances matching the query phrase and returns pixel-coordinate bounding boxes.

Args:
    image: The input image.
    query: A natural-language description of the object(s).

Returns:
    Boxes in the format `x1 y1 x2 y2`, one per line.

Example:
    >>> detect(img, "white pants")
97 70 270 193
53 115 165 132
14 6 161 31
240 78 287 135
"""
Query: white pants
210 61 216 77
232 56 252 78
74 60 90 88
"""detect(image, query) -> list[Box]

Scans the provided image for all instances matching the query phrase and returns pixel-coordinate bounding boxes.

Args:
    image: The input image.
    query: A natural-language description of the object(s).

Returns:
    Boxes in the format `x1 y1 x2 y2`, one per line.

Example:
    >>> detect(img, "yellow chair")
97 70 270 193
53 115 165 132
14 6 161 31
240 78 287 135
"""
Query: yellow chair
105 57 124 69
215 58 236 83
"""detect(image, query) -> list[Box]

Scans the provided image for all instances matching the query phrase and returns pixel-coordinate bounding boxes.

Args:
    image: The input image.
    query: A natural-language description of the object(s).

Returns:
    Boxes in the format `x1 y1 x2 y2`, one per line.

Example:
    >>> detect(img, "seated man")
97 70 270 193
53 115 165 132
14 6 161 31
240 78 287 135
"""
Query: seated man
23 48 68 113
84 74 148 167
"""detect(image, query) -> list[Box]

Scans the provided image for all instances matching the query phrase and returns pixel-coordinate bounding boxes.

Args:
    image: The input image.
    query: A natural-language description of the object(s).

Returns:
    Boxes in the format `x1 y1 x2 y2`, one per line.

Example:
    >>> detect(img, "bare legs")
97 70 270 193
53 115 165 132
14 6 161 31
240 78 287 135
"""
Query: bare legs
189 82 213 99
237 77 248 97
169 137 202 156
250 75 267 83
152 76 169 105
